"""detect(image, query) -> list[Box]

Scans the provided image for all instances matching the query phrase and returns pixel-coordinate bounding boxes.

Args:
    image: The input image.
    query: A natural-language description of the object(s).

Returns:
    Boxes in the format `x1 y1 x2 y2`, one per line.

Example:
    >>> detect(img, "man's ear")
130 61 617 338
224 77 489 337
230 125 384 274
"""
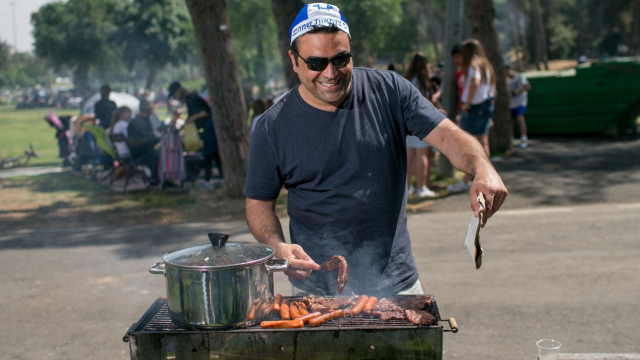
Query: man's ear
288 50 299 74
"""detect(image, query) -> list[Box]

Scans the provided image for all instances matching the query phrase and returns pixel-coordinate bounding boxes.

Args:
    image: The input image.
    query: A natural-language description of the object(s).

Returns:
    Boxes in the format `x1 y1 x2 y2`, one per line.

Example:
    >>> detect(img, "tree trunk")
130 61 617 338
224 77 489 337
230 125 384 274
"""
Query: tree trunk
519 6 529 64
145 61 158 89
184 0 250 198
530 0 549 70
270 0 303 90
507 2 525 71
466 0 513 154
73 63 90 94
632 0 640 56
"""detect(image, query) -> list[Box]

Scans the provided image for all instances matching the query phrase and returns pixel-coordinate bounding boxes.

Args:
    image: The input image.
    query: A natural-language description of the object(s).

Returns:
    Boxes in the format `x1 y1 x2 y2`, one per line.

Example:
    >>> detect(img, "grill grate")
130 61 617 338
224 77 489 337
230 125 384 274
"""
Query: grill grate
141 296 441 333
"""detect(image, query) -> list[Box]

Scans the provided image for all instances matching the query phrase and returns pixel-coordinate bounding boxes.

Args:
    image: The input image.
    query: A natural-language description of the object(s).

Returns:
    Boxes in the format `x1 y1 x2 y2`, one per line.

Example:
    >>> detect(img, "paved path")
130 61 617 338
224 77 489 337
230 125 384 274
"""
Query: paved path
0 165 62 178
1 200 639 360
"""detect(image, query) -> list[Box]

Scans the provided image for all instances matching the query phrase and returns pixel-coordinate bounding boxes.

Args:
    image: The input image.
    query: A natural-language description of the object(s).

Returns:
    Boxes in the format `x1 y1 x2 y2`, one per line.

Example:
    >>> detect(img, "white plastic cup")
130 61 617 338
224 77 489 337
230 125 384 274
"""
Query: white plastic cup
537 339 561 360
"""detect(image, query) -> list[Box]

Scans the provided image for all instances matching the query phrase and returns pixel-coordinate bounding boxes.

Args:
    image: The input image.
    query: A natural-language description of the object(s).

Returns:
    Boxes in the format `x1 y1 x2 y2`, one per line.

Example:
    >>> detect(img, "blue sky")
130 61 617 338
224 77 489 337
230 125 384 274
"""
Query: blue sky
0 0 56 52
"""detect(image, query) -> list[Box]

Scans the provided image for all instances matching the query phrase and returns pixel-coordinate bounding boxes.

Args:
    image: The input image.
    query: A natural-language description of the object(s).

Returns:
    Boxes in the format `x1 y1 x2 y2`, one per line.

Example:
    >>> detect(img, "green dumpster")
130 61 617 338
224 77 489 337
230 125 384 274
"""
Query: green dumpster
523 57 640 135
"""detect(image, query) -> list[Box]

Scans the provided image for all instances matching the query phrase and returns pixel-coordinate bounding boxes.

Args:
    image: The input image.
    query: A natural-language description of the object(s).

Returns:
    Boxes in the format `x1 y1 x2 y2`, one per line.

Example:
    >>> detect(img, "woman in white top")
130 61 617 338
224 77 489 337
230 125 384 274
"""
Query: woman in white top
403 53 438 198
448 39 496 194
108 106 132 158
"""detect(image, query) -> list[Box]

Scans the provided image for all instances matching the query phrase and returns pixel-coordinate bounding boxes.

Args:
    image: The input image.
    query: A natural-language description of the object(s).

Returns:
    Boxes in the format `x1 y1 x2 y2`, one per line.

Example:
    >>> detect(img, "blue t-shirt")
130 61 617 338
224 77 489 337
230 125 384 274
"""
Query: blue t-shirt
244 68 446 296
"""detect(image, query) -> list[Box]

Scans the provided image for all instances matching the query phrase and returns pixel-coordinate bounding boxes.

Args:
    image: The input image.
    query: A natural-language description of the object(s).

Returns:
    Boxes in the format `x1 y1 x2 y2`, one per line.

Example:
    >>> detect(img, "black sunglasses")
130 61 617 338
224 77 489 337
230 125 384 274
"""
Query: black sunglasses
292 50 352 72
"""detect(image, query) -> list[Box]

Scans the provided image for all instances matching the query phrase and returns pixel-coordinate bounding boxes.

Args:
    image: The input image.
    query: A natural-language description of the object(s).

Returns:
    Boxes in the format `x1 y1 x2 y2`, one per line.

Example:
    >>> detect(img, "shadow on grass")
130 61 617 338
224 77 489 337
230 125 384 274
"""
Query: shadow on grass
0 171 246 232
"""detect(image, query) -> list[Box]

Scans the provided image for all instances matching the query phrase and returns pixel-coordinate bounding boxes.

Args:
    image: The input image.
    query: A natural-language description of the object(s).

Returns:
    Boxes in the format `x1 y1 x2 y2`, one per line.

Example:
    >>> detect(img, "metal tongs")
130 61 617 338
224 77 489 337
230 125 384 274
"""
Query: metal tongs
464 193 486 269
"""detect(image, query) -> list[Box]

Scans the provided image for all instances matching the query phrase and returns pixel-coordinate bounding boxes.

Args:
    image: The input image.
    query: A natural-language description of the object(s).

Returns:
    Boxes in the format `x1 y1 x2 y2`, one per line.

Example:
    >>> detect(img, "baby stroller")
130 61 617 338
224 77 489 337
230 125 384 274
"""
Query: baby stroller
44 111 73 166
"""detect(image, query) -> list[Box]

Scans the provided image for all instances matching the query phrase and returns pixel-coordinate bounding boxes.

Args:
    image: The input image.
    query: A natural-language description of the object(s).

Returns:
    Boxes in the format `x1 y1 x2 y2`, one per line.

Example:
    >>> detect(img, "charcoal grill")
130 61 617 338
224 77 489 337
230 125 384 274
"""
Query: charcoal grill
124 296 457 360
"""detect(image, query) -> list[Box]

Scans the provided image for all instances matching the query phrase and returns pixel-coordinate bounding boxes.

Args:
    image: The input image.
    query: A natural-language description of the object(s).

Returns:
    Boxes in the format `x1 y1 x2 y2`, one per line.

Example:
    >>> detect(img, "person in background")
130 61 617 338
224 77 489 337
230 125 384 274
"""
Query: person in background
430 76 443 110
404 53 437 198
94 84 117 129
451 45 465 120
108 106 132 158
168 81 222 188
505 64 531 149
448 39 495 194
387 63 396 72
127 100 160 185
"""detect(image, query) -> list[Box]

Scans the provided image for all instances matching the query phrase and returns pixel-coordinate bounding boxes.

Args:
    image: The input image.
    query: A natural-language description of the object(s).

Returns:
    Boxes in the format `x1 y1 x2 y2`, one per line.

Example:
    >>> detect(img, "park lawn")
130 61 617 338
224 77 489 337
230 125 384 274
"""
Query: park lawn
0 171 248 231
0 105 77 166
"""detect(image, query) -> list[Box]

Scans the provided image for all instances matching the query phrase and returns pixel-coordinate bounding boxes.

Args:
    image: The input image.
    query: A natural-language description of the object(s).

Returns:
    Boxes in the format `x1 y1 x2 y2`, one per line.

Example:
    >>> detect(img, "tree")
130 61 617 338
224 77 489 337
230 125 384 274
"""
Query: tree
466 0 513 153
530 0 549 70
31 0 120 92
270 0 304 90
228 0 281 98
184 0 250 198
117 0 190 89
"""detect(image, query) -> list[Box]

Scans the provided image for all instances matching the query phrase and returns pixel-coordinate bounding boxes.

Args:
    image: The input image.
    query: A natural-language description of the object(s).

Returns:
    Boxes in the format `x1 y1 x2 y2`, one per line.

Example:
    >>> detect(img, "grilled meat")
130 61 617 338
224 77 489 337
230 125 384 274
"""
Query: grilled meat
371 311 406 320
398 296 432 310
333 255 349 293
305 296 352 309
371 298 401 311
404 310 436 325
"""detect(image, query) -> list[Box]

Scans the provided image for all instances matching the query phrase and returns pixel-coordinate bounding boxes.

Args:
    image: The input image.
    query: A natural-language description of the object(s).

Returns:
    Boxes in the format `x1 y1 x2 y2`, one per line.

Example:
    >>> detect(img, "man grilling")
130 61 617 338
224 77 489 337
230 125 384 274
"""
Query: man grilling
244 3 507 297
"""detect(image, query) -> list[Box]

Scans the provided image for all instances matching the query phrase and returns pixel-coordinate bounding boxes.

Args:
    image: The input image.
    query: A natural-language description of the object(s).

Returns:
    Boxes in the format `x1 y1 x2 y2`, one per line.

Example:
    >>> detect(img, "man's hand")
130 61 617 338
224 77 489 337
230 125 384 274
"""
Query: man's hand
469 168 508 227
274 243 321 279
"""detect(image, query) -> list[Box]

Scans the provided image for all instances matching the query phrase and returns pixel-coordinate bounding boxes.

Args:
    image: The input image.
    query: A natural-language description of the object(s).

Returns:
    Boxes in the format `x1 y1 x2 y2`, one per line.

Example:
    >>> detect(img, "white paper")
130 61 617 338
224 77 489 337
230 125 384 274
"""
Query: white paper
464 213 479 265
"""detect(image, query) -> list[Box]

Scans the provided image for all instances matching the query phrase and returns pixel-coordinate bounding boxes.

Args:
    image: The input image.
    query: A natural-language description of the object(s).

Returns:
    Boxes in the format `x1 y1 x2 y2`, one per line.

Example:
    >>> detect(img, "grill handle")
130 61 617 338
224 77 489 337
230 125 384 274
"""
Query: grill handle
442 317 458 333
149 261 166 275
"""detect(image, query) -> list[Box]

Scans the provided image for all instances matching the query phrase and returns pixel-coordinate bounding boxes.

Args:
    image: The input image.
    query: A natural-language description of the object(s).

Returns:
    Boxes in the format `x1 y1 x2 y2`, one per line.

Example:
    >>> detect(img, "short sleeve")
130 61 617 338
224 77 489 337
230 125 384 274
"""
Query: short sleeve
243 122 284 200
521 75 529 86
396 74 446 140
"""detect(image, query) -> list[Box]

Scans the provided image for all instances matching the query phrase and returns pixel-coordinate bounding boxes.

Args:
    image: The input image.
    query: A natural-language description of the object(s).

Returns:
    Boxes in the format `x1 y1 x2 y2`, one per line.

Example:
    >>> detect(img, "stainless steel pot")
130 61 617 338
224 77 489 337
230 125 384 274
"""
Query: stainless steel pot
149 233 288 329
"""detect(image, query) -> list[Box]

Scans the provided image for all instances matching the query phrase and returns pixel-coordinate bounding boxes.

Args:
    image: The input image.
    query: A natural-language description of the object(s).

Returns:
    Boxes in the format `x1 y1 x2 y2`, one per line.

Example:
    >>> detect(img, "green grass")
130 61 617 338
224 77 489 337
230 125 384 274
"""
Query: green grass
0 105 77 166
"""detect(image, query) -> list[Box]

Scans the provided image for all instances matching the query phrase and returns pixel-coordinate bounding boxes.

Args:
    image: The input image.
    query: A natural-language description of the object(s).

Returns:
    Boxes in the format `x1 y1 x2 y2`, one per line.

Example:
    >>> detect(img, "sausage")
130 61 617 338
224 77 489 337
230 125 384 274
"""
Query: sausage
308 310 346 327
248 299 262 321
260 320 304 329
289 302 300 319
280 299 290 320
260 302 273 316
273 294 282 312
296 311 322 323
349 295 369 317
364 296 378 312
298 303 309 316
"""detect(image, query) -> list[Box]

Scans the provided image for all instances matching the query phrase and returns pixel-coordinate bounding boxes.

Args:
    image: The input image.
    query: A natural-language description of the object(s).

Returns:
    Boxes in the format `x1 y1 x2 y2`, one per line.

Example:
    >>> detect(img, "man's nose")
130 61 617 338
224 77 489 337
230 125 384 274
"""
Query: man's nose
320 61 339 79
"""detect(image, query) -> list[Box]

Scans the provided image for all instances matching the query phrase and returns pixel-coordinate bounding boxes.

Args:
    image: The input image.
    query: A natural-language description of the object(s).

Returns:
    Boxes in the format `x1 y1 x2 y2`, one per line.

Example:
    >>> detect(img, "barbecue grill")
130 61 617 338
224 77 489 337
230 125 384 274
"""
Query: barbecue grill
124 295 457 360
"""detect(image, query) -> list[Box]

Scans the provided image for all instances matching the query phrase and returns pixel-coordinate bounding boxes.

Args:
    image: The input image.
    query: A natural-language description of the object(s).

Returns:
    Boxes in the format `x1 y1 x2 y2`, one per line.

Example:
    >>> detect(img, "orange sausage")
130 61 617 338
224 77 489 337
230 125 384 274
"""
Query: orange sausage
308 310 345 327
349 295 369 317
248 299 262 321
363 296 378 312
289 302 300 319
296 311 322 323
273 294 282 312
298 303 309 316
280 299 290 320
260 320 304 329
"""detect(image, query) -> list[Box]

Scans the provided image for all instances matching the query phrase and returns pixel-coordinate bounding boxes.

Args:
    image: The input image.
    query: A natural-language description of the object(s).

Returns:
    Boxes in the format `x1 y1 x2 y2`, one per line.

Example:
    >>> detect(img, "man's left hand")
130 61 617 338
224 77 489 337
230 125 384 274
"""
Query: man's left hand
469 167 508 227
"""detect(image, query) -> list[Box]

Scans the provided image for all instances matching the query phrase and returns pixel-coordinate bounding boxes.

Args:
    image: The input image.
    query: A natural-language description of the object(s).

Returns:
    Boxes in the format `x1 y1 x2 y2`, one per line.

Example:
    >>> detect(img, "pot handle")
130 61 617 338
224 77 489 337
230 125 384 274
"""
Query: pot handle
149 261 166 275
266 258 288 274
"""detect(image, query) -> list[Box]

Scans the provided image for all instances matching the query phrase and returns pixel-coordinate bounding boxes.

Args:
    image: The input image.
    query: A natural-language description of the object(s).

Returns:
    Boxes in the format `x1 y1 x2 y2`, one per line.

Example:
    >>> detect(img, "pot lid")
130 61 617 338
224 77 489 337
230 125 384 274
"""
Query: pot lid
163 233 275 269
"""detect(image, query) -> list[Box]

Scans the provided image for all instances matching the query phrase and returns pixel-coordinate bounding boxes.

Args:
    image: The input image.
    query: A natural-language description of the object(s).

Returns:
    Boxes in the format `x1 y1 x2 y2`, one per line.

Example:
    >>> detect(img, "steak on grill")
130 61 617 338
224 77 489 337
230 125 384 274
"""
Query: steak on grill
398 296 432 310
405 310 436 325
371 298 401 311
372 311 406 320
